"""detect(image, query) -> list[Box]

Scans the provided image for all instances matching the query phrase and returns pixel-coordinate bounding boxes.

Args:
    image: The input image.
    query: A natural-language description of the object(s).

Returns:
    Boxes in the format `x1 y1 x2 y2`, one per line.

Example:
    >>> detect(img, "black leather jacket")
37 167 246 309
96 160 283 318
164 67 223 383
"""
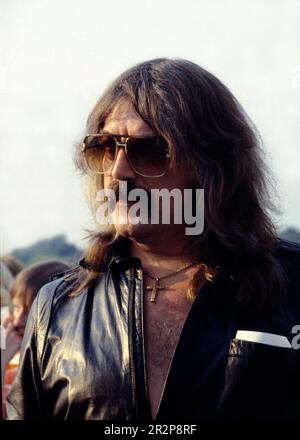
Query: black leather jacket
6 240 300 420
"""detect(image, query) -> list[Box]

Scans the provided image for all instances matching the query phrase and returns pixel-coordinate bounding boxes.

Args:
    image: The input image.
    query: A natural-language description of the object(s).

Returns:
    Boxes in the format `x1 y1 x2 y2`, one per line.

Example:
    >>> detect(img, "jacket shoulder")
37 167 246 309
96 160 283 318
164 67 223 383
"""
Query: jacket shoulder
35 267 79 308
276 239 300 282
274 240 300 322
33 267 82 343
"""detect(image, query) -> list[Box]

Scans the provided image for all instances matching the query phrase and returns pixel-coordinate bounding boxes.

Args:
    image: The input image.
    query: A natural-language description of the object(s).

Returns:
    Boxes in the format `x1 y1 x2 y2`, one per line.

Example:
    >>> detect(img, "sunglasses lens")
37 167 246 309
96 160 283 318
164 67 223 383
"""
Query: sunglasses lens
127 137 169 176
83 135 169 177
83 135 116 173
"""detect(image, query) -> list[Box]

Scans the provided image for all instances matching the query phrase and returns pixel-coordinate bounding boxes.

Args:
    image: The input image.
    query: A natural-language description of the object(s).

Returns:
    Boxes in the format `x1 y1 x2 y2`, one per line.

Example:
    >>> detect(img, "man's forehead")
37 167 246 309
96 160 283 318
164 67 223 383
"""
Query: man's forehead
104 98 139 122
103 98 153 134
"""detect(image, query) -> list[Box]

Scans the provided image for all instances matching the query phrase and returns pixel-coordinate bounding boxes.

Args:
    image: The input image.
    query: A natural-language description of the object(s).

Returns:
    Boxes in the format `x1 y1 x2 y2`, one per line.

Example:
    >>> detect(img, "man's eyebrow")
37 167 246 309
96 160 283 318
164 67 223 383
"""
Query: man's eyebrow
99 130 125 136
98 130 157 138
99 130 128 136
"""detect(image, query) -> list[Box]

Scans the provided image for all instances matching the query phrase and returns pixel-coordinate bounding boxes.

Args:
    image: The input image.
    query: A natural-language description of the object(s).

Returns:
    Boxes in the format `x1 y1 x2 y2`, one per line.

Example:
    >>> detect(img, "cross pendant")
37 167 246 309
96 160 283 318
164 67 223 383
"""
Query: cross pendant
146 278 165 303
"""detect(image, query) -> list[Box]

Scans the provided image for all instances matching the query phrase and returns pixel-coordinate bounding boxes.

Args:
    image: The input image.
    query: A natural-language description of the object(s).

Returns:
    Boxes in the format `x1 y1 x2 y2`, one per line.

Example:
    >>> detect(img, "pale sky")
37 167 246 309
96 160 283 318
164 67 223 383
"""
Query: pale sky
0 0 299 253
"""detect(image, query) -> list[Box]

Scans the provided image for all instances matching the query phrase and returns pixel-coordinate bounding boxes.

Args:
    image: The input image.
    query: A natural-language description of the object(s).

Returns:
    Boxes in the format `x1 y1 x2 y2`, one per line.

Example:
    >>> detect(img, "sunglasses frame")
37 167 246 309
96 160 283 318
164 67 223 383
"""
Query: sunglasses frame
82 133 170 178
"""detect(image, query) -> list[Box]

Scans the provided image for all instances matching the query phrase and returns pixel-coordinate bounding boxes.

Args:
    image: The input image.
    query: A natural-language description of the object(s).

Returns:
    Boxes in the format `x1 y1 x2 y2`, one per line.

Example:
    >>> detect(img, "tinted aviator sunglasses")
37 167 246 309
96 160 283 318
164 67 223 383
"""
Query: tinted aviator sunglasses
82 133 170 178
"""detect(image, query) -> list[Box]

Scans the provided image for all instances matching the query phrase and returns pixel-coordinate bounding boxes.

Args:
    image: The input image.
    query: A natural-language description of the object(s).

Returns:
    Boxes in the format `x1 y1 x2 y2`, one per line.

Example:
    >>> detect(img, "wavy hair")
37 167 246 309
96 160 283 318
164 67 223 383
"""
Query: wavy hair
73 58 285 313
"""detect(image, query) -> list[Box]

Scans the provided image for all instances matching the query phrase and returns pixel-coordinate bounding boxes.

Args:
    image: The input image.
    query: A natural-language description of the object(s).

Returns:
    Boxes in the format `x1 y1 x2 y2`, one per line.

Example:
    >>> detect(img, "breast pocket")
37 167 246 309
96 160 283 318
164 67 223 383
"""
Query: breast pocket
216 338 300 420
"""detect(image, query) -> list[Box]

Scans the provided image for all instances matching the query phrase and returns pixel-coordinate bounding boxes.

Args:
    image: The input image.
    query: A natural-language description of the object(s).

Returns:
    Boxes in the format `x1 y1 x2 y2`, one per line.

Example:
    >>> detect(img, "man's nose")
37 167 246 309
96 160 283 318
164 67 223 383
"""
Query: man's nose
111 148 136 180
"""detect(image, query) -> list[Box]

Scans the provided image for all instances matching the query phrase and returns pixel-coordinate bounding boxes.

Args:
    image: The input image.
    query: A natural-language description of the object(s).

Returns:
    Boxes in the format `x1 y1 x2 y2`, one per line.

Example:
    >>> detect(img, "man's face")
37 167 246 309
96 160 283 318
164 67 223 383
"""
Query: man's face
102 98 194 243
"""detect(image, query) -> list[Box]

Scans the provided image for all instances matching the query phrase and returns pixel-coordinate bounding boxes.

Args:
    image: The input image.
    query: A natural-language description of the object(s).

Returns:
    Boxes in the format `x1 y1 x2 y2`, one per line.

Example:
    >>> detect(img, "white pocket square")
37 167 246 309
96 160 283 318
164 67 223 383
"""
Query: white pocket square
235 330 291 348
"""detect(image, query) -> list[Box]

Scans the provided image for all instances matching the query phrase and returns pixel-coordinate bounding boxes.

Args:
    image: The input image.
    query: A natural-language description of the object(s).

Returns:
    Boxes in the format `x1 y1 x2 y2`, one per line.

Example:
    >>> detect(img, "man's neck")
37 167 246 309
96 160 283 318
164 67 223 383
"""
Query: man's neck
130 240 199 278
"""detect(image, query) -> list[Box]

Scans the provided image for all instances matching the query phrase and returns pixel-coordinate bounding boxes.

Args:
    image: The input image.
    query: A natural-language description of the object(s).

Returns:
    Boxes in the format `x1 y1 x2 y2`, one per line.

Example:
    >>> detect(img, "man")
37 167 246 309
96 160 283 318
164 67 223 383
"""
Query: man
6 58 300 420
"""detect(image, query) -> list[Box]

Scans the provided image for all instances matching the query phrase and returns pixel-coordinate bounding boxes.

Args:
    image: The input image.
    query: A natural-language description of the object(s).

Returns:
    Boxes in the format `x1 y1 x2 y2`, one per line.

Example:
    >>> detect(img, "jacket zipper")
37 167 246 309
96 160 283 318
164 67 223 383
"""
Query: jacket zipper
129 265 152 420
139 269 152 419
128 267 138 418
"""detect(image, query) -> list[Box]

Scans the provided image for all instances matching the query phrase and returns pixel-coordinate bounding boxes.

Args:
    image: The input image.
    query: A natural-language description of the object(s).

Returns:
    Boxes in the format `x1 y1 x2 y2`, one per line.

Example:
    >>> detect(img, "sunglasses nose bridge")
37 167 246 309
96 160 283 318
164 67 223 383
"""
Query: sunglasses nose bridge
110 138 136 180
114 138 130 163
114 138 128 153
115 140 127 147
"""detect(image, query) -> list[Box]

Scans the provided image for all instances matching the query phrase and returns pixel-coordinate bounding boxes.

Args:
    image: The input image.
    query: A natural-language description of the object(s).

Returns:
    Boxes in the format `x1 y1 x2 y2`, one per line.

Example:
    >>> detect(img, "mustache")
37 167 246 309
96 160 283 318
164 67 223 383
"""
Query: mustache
107 179 151 202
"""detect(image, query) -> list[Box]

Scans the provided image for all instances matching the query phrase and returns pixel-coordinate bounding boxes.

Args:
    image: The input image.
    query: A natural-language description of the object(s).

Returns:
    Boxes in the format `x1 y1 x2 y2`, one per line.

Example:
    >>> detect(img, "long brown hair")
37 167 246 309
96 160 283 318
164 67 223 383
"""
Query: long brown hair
10 260 71 310
73 58 285 313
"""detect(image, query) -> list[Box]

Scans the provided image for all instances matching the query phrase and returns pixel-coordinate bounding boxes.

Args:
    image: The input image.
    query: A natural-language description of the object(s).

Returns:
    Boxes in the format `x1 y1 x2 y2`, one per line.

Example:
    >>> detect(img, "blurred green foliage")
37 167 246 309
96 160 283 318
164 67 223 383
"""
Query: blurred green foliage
11 234 83 267
280 227 300 244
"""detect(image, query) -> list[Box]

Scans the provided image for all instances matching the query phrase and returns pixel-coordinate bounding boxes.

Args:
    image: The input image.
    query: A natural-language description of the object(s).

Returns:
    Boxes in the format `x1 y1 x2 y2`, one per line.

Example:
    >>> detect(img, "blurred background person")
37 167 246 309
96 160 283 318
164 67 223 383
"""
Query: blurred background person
0 255 23 278
0 261 14 309
1 259 71 417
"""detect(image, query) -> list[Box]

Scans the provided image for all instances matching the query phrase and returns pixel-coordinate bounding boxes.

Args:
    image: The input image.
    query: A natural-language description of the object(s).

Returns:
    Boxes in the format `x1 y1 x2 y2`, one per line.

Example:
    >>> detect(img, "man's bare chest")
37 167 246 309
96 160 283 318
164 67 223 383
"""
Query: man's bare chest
143 294 193 418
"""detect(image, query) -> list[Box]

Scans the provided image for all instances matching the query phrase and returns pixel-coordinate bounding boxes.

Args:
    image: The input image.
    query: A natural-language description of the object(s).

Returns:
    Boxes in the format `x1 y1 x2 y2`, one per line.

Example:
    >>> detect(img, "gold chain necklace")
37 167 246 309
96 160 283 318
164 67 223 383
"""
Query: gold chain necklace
143 261 199 303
